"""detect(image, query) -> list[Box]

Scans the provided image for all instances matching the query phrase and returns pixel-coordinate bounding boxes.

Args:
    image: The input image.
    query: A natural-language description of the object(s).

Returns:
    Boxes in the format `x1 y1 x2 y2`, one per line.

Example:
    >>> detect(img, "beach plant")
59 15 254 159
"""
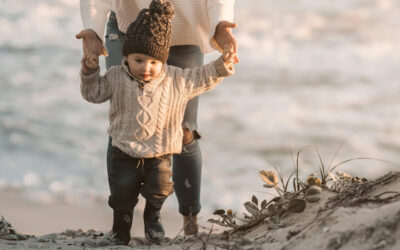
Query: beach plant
207 209 239 228
313 142 399 189
208 143 399 232
0 216 27 241
290 146 313 192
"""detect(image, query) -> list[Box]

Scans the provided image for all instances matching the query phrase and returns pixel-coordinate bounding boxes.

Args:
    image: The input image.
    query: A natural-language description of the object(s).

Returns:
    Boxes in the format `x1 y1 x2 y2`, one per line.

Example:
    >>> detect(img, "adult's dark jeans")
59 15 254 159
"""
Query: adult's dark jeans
105 12 203 216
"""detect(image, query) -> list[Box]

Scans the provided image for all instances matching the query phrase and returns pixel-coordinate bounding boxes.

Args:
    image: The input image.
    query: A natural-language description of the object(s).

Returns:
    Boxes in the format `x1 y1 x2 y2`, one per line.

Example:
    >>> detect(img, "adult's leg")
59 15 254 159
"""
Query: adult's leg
167 46 204 220
105 11 126 187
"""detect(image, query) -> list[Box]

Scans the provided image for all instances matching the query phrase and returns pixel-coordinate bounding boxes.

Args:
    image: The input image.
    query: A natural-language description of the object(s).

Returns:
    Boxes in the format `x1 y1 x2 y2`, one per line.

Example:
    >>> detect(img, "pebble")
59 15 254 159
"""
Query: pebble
287 199 306 213
305 195 321 203
84 238 97 247
305 186 322 196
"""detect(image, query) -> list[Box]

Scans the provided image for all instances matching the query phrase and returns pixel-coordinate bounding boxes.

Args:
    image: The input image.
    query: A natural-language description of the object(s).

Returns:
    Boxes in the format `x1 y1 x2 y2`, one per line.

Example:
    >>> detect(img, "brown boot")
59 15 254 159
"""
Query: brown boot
183 214 198 236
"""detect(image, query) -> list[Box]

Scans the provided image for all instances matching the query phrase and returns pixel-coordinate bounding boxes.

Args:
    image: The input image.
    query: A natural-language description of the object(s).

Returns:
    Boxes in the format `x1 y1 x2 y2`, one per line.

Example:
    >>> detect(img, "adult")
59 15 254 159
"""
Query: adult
76 0 238 236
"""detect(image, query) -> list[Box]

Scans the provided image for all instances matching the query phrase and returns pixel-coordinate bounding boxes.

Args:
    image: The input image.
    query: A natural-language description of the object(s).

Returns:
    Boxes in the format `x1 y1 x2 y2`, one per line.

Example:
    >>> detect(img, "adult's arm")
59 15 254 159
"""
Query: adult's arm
79 0 112 41
207 0 238 62
76 0 112 73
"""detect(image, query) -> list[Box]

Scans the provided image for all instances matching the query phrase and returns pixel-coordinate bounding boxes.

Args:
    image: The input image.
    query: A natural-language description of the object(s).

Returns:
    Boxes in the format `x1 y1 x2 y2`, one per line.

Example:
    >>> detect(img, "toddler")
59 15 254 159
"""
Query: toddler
80 0 235 245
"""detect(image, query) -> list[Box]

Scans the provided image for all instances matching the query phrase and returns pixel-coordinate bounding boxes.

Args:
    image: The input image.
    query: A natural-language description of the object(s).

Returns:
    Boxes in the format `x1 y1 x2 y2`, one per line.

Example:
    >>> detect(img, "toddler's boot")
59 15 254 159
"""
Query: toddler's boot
143 200 165 242
110 211 133 245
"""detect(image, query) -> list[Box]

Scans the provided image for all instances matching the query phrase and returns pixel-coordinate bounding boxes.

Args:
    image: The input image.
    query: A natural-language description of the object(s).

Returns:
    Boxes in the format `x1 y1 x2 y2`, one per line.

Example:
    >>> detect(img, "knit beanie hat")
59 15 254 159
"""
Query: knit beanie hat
122 0 174 63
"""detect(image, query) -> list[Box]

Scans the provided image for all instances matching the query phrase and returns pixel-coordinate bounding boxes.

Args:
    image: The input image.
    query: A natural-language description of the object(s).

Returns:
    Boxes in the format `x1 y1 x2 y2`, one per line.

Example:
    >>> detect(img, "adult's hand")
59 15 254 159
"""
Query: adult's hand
75 29 107 73
213 21 239 63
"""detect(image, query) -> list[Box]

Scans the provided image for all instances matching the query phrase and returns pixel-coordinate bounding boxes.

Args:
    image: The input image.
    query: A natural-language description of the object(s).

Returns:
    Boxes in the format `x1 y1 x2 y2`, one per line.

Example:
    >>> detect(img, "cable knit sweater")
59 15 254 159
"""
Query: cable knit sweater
79 0 235 53
80 57 234 158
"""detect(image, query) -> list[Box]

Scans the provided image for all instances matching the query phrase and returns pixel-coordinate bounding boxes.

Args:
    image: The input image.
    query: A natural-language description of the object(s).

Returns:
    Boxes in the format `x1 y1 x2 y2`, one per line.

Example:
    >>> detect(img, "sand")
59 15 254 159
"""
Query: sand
1 171 399 249
0 189 183 237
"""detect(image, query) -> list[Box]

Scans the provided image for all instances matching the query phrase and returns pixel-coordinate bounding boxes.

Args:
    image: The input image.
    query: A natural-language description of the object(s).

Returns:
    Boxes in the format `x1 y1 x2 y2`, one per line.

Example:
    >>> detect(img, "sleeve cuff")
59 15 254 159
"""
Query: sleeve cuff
214 57 235 77
80 67 100 84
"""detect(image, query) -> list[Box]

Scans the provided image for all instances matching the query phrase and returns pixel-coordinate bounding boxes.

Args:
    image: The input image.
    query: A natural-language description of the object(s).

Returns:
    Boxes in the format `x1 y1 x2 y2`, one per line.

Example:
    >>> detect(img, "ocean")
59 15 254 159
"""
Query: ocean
0 0 399 217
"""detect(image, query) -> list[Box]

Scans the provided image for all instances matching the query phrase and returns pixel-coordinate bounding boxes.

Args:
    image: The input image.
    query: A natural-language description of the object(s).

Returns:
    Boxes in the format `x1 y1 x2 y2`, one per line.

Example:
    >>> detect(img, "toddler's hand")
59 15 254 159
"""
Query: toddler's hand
81 55 99 75
222 44 237 65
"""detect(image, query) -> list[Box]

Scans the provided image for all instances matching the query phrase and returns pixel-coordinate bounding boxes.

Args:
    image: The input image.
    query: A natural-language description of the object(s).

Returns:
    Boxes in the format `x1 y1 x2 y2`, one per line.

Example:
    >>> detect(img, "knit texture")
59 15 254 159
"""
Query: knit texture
79 0 235 53
122 0 174 63
80 57 234 158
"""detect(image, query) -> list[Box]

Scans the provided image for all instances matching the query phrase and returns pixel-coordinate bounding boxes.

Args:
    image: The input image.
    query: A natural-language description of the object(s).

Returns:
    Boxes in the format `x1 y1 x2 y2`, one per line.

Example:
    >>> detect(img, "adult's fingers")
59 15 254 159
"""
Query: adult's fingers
76 29 104 56
220 21 237 29
75 31 83 39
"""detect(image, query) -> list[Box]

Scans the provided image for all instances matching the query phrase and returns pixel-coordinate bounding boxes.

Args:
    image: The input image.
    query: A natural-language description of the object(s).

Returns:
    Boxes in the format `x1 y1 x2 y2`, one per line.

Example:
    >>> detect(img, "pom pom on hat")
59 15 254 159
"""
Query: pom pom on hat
149 0 174 18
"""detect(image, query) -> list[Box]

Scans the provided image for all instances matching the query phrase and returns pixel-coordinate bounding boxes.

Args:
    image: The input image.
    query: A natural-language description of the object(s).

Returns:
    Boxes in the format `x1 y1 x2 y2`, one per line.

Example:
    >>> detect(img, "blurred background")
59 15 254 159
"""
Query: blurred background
0 0 399 235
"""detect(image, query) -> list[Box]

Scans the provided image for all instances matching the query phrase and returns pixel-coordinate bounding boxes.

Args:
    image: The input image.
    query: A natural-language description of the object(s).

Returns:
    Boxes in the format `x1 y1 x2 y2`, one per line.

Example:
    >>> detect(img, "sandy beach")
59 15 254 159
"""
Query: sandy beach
0 189 184 237
1 171 399 249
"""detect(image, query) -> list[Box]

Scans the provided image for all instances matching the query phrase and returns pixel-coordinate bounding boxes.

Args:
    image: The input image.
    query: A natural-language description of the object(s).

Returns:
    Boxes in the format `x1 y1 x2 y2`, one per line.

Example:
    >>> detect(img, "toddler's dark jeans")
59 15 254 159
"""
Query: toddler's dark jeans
107 138 174 214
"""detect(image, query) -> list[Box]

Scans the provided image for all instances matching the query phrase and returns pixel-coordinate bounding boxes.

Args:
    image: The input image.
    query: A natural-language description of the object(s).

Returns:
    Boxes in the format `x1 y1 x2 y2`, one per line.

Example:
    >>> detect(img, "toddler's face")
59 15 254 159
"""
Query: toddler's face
126 53 163 82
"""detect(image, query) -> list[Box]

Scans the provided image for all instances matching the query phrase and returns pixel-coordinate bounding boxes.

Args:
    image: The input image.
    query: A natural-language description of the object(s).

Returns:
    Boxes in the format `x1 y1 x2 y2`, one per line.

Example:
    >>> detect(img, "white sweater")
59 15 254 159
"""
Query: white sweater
80 58 234 158
80 0 235 53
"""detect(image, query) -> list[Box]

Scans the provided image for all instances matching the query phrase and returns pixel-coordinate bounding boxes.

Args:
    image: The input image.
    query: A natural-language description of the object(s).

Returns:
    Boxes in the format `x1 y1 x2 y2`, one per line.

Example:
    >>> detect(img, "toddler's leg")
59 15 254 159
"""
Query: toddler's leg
104 15 132 245
141 155 173 242
108 140 143 245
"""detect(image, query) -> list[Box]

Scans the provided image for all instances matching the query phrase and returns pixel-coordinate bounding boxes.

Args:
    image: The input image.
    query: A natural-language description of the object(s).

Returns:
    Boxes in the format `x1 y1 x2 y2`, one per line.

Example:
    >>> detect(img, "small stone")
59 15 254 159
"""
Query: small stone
287 199 306 213
268 224 280 230
40 233 58 240
373 240 387 249
98 237 112 247
64 229 75 237
0 234 19 241
84 238 97 247
305 195 321 203
323 227 330 233
305 186 322 196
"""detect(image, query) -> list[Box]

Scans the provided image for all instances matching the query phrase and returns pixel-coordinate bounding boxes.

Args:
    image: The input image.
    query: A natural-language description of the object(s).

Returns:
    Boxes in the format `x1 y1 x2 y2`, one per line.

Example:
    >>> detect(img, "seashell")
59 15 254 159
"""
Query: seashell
306 175 321 187
259 170 278 188
336 171 351 179
305 185 322 196
287 199 306 213
305 194 321 203
352 177 363 183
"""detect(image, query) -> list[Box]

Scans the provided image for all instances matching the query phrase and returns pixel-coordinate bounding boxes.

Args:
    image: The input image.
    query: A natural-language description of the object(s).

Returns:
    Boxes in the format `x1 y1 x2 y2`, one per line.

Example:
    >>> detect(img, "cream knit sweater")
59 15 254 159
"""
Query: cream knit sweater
80 0 235 53
80 57 234 158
